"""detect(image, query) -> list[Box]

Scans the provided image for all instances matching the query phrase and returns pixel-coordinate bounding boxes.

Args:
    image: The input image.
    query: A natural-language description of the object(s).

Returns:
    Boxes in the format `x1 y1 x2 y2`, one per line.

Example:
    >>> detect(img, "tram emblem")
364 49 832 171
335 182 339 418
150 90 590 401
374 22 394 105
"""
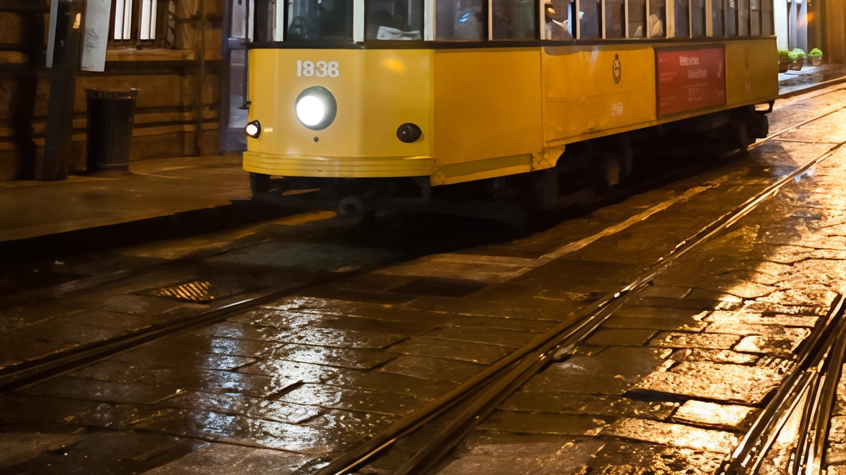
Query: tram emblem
612 55 622 84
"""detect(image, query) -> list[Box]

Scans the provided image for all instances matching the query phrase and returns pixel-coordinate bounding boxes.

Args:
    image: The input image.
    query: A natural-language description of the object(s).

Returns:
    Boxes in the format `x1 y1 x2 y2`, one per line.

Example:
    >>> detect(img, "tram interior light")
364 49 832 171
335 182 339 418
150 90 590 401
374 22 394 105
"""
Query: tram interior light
246 120 261 138
295 87 337 130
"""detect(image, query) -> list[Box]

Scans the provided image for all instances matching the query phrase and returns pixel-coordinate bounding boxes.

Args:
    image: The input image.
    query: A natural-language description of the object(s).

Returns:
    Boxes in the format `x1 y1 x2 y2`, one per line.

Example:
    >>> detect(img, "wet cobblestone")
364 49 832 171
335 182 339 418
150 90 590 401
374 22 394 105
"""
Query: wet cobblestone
5 84 846 473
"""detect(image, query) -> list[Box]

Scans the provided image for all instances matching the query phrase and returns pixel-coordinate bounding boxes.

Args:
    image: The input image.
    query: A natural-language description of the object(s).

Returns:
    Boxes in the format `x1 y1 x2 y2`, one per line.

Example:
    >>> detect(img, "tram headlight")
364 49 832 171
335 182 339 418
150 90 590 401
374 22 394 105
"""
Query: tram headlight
295 86 337 130
245 120 261 138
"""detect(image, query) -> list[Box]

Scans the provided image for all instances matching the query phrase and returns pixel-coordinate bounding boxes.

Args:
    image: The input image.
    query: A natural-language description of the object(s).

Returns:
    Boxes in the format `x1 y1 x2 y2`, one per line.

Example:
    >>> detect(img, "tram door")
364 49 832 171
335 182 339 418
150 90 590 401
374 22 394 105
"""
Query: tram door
221 0 254 153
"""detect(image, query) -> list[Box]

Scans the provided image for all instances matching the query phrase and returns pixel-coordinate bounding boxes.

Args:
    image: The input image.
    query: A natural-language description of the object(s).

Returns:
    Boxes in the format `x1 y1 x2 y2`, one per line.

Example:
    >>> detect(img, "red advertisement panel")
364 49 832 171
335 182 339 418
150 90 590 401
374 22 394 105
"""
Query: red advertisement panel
657 47 726 117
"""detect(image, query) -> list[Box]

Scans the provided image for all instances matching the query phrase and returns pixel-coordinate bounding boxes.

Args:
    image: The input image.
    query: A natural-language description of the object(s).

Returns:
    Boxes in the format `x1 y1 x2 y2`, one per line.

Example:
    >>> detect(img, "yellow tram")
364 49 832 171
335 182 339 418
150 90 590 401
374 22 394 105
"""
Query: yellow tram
243 0 778 219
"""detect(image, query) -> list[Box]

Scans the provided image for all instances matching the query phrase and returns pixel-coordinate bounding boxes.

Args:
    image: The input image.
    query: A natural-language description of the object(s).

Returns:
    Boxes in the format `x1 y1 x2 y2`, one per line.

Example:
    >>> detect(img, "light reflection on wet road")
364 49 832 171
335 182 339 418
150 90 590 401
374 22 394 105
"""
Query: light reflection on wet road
4 86 846 474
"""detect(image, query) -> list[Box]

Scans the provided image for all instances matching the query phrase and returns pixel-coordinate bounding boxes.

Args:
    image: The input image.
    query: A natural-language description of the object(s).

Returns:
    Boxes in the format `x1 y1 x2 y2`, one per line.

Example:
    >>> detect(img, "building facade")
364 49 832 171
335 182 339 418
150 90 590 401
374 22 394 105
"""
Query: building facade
0 0 236 181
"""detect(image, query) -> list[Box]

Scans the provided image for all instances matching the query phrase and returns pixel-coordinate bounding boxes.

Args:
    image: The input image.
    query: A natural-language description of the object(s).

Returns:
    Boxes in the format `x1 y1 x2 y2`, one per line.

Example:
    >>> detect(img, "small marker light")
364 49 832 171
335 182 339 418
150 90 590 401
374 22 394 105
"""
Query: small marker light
246 120 261 138
397 123 422 143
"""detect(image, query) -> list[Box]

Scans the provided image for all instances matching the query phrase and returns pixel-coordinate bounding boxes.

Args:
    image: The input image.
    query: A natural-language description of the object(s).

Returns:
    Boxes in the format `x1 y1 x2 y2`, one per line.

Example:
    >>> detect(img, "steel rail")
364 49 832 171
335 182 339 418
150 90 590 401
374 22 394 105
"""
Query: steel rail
316 120 846 475
795 321 846 475
393 144 846 475
718 296 846 475
0 254 417 395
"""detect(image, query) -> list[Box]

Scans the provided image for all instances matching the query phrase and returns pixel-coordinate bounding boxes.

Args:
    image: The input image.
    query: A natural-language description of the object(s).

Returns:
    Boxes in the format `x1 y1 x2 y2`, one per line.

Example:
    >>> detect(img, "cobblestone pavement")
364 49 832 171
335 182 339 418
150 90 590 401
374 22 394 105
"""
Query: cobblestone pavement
3 85 846 474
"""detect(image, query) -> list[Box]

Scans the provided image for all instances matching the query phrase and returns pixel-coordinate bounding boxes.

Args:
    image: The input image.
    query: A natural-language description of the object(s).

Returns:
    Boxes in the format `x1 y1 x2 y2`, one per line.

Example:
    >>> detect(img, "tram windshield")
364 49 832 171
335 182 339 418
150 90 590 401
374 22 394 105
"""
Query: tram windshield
365 0 423 40
286 0 354 41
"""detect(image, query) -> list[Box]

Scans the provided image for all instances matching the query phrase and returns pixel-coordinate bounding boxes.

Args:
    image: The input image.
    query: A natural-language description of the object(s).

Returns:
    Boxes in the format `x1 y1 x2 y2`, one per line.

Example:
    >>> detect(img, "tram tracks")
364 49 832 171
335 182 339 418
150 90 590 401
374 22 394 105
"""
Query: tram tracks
719 295 846 475
1 94 844 471
315 122 846 473
0 263 380 395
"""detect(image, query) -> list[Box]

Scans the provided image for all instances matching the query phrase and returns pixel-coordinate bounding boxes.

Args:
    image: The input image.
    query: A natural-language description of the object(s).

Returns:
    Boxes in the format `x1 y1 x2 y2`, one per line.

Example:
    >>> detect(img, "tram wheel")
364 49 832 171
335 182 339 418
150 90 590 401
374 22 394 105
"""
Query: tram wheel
591 152 623 192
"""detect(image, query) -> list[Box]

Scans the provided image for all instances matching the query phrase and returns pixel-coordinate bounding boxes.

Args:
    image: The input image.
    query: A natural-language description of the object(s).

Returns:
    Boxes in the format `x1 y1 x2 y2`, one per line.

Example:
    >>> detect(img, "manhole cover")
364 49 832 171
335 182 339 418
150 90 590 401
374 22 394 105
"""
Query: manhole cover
150 280 216 303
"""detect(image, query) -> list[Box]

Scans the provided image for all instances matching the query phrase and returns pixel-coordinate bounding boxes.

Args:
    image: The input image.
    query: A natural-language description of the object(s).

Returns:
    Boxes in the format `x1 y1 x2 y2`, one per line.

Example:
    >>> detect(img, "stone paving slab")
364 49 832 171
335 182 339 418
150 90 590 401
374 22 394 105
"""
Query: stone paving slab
143 442 311 475
6 84 846 473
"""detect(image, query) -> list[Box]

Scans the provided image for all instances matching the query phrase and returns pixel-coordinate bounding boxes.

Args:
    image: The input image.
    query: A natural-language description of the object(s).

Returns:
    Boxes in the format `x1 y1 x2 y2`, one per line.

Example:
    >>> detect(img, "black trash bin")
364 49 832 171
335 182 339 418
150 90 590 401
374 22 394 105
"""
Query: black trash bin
86 89 138 174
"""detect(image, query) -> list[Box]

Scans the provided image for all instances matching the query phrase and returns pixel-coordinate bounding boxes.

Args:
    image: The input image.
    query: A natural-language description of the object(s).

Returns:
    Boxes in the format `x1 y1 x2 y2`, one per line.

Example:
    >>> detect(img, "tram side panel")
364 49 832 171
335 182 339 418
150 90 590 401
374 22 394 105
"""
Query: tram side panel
244 49 435 178
431 48 543 186
541 45 658 148
724 38 780 105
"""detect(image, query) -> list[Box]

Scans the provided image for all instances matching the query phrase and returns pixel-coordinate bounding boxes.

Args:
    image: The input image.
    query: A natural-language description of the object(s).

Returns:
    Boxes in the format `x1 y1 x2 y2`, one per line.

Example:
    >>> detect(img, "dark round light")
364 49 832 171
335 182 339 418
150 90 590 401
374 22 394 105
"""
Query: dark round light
397 123 422 143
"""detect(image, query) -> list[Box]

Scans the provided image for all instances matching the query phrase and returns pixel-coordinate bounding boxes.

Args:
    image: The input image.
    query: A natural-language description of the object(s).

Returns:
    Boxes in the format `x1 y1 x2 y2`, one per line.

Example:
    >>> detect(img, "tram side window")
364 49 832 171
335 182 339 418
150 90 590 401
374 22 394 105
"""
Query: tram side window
691 0 705 36
287 0 354 40
674 0 689 37
762 0 773 35
712 0 723 36
436 0 485 40
492 0 537 39
544 0 574 40
580 0 601 38
649 0 666 37
725 0 737 36
628 0 644 37
750 0 761 35
605 0 624 38
365 0 423 39
737 0 749 35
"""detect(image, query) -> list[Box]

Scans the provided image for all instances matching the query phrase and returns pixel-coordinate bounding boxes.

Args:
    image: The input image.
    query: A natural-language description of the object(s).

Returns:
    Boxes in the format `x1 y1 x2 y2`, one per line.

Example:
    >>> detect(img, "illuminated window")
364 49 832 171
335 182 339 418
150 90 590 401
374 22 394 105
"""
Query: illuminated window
737 0 749 35
605 0 624 38
712 0 723 36
691 0 704 36
725 0 737 36
111 0 175 45
674 0 689 36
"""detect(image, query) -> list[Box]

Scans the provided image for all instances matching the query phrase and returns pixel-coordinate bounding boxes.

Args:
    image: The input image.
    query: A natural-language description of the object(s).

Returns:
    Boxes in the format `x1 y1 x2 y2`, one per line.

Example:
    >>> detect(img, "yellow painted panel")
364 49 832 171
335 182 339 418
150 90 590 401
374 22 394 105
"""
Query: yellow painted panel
725 39 779 105
243 151 434 178
433 49 543 167
542 45 656 144
248 49 433 162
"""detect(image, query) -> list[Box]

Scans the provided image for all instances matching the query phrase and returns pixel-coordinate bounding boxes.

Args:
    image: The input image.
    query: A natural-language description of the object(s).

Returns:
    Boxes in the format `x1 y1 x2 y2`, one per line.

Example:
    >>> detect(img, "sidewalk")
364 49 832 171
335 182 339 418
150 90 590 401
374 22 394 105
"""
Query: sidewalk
778 63 846 96
0 155 251 243
0 66 844 249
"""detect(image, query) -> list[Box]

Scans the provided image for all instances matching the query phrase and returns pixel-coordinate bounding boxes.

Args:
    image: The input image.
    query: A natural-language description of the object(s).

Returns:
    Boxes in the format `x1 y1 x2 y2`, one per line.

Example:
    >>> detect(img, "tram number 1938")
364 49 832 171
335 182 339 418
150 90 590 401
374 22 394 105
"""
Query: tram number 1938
297 61 340 78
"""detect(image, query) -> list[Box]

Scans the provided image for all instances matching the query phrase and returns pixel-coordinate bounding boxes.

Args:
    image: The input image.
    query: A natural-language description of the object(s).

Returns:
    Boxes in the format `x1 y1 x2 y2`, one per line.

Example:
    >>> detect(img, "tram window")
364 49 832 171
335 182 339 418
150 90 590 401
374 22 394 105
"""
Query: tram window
365 0 423 39
725 0 737 36
712 0 723 36
492 0 537 39
737 0 749 35
674 0 689 37
436 0 485 40
648 0 666 37
749 0 760 35
605 0 624 38
762 0 773 35
628 0 643 37
580 0 601 38
544 0 574 40
691 0 705 36
286 0 353 40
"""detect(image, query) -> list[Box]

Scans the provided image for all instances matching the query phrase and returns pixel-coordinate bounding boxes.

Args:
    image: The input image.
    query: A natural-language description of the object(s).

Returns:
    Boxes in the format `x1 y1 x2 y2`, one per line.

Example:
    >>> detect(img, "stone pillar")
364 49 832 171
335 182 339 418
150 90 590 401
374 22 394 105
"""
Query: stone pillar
824 0 846 63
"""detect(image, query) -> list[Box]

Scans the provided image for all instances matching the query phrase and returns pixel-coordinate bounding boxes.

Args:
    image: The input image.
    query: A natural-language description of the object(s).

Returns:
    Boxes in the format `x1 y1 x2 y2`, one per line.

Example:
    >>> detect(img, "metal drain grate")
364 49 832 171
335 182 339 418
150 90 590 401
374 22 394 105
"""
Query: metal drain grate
152 281 216 303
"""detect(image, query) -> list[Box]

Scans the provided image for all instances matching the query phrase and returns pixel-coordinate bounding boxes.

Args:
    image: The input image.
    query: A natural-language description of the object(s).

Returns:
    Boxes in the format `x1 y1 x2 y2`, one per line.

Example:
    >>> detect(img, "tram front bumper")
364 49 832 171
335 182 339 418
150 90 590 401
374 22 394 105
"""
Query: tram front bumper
243 152 435 179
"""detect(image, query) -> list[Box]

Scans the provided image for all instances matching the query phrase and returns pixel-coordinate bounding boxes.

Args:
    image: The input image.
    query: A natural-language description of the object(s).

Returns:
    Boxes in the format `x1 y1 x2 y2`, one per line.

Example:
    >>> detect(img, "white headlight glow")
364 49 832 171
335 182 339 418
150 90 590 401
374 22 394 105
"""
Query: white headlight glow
245 122 260 138
294 87 337 130
296 96 326 127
